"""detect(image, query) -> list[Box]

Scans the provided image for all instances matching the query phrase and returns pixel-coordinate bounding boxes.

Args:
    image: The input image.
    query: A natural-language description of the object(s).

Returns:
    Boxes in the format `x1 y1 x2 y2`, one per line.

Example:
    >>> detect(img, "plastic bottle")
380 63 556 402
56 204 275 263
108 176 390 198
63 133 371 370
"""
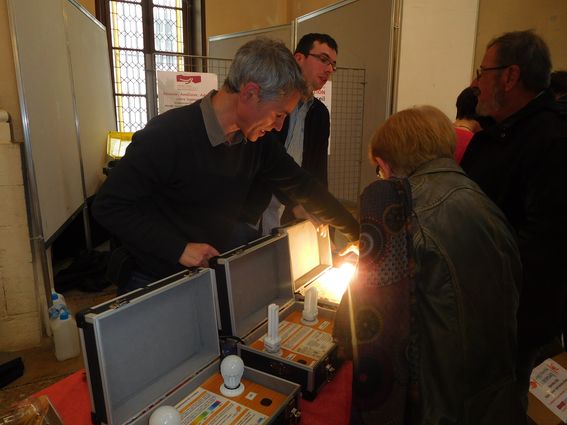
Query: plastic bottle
48 291 67 320
52 290 66 305
51 310 81 361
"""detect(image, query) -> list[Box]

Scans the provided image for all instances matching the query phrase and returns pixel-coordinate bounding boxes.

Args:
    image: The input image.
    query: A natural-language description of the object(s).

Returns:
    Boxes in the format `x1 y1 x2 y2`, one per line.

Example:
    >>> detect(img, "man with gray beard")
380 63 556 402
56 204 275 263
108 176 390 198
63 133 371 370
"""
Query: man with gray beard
461 30 567 411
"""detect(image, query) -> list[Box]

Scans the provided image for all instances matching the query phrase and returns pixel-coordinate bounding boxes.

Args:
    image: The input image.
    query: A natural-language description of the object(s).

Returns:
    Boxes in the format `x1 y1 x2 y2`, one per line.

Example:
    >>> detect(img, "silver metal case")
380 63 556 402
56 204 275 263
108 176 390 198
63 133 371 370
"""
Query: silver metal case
77 268 301 425
278 220 340 307
213 223 340 400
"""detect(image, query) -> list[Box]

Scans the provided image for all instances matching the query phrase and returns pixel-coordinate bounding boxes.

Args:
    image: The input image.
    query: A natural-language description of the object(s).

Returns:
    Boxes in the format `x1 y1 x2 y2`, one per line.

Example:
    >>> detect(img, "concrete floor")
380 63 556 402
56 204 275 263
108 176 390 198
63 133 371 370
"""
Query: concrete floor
0 285 117 414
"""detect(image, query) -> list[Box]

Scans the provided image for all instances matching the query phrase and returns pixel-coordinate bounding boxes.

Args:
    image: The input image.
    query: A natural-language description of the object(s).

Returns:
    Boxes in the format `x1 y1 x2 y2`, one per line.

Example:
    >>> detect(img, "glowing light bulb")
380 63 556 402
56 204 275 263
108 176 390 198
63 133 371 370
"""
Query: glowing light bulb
149 406 181 425
220 355 245 397
316 262 356 303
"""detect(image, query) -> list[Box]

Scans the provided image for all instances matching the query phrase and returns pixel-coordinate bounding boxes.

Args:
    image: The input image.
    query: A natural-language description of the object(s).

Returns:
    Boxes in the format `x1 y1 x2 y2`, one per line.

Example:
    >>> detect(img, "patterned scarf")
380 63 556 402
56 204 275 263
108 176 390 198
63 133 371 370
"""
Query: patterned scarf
335 178 420 424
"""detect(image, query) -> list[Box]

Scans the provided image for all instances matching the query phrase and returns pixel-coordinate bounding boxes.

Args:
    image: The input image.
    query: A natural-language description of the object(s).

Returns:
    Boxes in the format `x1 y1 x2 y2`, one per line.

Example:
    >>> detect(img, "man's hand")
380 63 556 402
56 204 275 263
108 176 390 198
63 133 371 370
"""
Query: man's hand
179 243 220 268
338 241 359 257
292 204 327 237
292 204 310 220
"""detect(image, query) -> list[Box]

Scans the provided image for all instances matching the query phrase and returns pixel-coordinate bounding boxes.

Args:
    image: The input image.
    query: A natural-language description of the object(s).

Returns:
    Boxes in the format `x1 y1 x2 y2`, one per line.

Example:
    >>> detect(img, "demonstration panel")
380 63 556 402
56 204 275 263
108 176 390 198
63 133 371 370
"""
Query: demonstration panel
8 0 115 243
208 24 292 59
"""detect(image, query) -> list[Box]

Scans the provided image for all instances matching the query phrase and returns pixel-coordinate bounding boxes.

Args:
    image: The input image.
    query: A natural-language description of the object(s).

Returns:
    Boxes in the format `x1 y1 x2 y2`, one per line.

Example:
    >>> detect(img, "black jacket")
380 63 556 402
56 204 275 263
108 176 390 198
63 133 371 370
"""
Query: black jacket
240 97 330 225
461 90 567 348
336 160 523 424
410 159 523 424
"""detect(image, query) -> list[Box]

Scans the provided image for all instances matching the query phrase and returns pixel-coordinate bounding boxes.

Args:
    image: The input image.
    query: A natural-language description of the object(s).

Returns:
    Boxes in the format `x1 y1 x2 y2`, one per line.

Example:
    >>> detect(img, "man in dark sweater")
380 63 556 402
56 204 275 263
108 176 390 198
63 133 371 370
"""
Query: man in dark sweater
241 33 338 234
550 70 567 116
92 38 359 294
461 30 567 410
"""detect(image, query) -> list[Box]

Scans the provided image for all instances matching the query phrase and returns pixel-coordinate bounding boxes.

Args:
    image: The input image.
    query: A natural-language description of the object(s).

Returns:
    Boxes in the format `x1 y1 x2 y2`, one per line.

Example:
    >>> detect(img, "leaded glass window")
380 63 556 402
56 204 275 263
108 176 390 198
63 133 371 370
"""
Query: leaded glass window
98 0 191 132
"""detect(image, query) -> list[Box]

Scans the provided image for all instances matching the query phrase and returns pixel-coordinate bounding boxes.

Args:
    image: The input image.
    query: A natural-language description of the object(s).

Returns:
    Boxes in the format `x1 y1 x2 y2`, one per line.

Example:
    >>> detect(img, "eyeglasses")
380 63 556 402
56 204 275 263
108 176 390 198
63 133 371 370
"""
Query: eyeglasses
307 53 337 71
475 65 512 80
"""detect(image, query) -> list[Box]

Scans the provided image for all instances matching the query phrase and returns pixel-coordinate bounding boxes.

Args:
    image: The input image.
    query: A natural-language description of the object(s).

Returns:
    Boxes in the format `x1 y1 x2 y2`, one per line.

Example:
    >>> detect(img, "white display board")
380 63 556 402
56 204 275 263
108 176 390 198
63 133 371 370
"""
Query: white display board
314 81 332 115
63 1 116 199
8 0 115 243
396 0 479 118
313 81 332 154
208 24 292 59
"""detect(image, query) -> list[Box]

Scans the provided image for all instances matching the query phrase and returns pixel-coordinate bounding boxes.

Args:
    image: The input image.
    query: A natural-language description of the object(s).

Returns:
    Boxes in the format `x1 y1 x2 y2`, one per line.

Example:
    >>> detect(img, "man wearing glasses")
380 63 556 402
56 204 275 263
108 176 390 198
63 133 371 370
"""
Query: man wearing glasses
241 33 339 235
461 30 567 410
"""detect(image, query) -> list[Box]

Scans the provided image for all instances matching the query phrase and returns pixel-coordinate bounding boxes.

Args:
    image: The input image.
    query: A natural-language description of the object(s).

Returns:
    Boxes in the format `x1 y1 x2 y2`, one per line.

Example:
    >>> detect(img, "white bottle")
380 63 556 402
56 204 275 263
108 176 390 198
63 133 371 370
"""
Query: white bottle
52 290 66 305
51 310 81 361
48 292 67 320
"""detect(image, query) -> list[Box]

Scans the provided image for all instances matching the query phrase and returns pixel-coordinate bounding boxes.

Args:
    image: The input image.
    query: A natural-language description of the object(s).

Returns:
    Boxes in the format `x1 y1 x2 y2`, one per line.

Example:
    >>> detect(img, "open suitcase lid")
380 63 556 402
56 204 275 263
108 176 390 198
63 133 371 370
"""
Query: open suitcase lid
77 269 219 425
214 234 295 338
277 220 333 293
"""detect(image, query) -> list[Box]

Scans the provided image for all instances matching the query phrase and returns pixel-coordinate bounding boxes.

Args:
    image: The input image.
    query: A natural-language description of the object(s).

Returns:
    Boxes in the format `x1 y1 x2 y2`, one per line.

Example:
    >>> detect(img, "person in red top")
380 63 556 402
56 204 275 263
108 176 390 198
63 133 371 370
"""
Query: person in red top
453 87 482 163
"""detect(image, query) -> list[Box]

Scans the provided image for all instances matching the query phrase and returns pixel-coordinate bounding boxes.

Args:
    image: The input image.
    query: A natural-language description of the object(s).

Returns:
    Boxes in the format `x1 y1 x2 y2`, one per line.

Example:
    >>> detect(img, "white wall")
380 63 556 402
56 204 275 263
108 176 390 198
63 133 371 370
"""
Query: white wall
396 0 479 119
475 0 567 70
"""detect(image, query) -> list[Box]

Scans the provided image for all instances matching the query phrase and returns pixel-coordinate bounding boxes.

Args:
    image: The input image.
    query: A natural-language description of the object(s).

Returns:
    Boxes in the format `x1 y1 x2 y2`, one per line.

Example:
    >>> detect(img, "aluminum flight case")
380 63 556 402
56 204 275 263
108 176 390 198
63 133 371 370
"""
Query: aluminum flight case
76 268 301 425
212 225 341 400
277 220 342 308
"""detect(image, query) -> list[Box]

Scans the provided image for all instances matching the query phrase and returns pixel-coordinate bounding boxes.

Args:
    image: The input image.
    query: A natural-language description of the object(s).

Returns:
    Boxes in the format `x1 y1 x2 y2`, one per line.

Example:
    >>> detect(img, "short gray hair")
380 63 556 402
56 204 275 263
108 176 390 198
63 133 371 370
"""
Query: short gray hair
224 37 308 101
488 30 551 92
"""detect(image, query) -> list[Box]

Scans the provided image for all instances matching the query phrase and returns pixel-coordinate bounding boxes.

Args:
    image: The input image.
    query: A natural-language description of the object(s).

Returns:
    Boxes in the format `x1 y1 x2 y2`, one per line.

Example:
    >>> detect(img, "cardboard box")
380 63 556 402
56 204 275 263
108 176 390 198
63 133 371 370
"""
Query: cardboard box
528 351 567 425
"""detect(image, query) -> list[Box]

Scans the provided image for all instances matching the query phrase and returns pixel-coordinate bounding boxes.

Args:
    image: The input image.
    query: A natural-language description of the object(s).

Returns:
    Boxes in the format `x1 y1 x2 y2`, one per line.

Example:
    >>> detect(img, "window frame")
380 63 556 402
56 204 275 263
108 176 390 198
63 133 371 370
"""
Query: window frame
95 0 199 131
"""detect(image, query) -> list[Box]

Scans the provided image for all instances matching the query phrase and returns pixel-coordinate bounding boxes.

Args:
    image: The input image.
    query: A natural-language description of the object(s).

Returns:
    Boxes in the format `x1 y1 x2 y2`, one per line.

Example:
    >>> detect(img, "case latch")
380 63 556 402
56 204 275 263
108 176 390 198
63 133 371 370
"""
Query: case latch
289 407 301 424
108 298 129 310
325 362 336 382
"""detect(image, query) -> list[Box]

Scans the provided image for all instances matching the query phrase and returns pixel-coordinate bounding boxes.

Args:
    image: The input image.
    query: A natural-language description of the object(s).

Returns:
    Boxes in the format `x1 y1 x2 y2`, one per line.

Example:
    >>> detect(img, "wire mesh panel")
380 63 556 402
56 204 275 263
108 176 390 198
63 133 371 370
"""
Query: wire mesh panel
151 54 232 87
328 68 365 203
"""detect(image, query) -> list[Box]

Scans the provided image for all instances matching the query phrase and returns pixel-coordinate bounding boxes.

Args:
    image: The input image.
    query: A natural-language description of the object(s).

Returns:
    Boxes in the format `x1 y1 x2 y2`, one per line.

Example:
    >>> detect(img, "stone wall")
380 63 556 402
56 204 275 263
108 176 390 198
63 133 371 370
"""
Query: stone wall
0 0 42 351
0 115 41 351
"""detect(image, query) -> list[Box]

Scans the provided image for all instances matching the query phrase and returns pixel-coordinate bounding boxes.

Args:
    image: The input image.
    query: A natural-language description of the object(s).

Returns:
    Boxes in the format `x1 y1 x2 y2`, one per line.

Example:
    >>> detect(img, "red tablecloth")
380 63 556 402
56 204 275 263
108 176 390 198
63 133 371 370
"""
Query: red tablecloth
34 362 352 425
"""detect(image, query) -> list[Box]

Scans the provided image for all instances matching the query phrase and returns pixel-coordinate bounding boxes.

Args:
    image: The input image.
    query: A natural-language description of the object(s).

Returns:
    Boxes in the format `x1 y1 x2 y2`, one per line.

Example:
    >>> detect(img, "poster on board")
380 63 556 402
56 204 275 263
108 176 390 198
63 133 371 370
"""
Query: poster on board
313 80 332 154
313 80 332 113
529 358 567 422
157 71 218 114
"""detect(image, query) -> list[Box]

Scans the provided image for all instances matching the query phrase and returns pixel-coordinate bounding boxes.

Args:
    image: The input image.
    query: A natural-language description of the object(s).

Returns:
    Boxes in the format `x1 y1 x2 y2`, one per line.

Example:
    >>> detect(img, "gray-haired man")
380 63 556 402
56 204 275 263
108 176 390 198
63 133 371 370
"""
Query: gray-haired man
93 38 359 294
462 30 567 409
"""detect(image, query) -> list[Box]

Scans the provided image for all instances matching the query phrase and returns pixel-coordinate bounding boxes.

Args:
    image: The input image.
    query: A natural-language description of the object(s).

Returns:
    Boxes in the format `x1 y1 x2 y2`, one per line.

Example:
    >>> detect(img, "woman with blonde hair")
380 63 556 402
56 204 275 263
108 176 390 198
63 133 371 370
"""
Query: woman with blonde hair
335 106 525 424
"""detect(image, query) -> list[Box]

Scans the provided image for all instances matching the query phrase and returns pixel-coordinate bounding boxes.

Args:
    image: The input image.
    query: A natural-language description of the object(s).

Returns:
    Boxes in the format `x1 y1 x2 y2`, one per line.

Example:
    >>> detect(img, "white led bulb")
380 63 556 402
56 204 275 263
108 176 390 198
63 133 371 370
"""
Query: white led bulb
149 405 181 425
219 355 245 397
